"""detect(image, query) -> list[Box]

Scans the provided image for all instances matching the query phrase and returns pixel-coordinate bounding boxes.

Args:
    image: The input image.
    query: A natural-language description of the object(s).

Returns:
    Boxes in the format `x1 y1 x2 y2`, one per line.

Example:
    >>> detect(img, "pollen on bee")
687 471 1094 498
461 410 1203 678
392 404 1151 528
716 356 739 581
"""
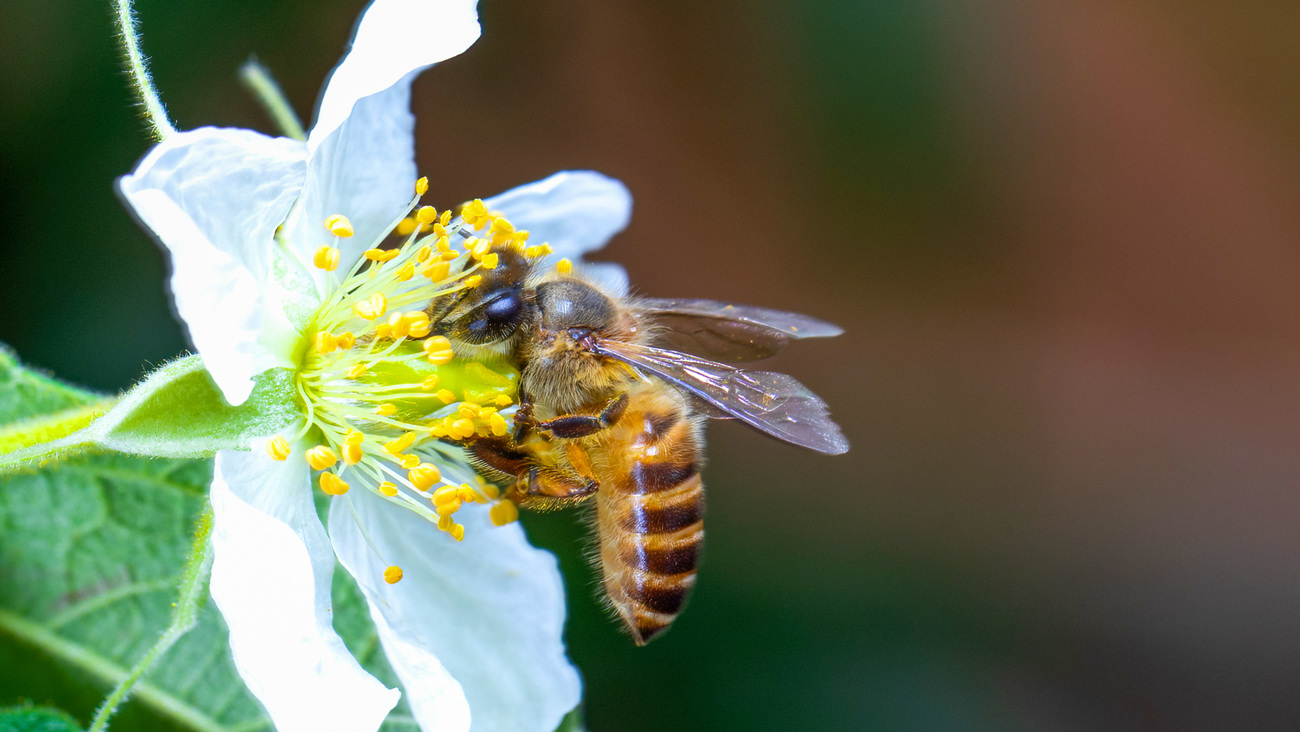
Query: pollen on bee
324 214 355 238
383 565 404 584
312 246 341 271
319 472 350 495
266 435 291 461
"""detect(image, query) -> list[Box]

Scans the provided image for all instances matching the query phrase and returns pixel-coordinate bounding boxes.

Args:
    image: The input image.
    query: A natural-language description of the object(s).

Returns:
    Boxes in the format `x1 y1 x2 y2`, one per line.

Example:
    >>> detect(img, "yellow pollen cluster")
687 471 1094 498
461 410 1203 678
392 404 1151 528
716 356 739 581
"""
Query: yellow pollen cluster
282 177 526 554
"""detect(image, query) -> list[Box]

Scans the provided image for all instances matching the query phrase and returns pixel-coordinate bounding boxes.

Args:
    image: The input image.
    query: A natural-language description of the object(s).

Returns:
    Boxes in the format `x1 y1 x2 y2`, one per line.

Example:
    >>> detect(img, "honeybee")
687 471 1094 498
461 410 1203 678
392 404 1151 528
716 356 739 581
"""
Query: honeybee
436 247 848 644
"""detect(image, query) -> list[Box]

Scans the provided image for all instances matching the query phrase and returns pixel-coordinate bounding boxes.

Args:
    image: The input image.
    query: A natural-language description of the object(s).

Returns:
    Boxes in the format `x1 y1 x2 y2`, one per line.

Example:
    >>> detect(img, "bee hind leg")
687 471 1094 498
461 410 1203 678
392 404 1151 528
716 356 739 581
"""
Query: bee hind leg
508 465 599 508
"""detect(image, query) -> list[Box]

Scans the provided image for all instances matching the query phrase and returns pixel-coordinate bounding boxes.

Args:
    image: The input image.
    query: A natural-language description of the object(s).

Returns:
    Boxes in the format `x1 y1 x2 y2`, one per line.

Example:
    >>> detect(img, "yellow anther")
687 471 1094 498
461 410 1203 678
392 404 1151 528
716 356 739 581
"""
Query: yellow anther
313 246 341 271
396 262 416 282
450 523 465 542
400 453 421 469
464 236 483 256
384 565 403 584
524 243 554 258
457 403 482 419
416 245 432 262
481 482 501 500
435 497 462 517
432 485 459 504
403 312 432 339
354 292 388 320
396 218 419 236
457 485 480 503
314 331 335 354
556 258 573 275
306 445 339 470
324 214 355 237
429 423 450 438
415 176 429 196
421 375 440 390
423 336 455 365
452 418 476 439
345 430 365 446
385 432 417 455
439 209 452 226
266 436 291 461
385 312 410 340
375 403 397 416
437 514 454 533
365 248 400 263
489 499 519 526
488 412 509 436
461 199 490 228
346 363 368 379
494 394 513 407
374 323 393 340
416 206 438 224
435 388 457 404
378 481 399 497
480 252 500 270
342 441 363 465
409 463 443 490
434 230 450 247
422 260 451 281
464 275 483 288
440 251 460 262
336 331 356 350
319 472 350 495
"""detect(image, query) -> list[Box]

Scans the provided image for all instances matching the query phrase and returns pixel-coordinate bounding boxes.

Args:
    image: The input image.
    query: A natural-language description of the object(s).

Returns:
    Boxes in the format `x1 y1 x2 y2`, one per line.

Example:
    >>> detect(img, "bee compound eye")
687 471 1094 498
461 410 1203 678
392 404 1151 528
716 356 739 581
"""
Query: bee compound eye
456 289 525 344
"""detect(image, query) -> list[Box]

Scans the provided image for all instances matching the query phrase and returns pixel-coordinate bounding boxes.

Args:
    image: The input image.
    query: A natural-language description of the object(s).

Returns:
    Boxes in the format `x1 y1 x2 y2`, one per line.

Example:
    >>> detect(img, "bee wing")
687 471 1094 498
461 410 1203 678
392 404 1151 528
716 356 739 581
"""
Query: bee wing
634 297 843 361
593 340 850 455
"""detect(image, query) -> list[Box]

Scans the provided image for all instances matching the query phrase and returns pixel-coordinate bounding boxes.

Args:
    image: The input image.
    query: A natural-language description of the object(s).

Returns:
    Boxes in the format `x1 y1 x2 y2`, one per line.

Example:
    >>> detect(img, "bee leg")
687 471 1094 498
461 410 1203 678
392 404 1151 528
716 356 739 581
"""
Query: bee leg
510 466 599 505
536 392 630 439
465 437 530 482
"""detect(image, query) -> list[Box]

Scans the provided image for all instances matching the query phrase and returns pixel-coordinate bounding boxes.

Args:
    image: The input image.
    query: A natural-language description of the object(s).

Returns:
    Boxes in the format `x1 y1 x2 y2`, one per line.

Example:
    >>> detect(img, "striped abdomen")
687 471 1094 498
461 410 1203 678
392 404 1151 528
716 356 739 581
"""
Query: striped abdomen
594 385 705 645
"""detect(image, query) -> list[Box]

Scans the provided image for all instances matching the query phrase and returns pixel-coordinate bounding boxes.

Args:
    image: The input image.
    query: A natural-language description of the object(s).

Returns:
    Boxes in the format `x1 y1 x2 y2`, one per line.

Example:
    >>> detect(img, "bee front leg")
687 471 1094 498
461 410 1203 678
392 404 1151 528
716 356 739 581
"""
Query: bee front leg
534 392 630 439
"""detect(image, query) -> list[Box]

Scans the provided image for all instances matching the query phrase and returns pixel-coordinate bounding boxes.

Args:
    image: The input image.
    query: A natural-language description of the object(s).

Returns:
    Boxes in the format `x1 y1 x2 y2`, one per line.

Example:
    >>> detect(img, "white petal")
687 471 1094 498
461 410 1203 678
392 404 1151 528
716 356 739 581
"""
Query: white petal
210 449 399 732
287 75 419 270
329 478 581 732
483 169 633 265
118 128 308 404
309 0 481 149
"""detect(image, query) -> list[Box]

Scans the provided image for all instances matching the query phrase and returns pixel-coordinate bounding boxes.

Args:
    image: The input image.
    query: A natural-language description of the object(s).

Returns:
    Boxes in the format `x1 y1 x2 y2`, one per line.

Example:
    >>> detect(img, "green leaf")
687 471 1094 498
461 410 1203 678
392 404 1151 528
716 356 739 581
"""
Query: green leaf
0 705 83 732
0 347 270 731
0 355 300 472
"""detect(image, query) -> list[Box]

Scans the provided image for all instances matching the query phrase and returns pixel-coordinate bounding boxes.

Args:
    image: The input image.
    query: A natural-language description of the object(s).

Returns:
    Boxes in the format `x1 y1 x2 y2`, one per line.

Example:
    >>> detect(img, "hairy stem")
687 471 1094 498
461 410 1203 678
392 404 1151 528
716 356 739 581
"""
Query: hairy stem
113 0 176 140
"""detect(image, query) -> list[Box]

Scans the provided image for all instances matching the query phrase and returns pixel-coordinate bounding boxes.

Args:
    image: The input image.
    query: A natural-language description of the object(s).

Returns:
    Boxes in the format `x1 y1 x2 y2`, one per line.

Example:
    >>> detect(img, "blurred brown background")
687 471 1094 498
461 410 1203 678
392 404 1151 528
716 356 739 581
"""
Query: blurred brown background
5 0 1300 729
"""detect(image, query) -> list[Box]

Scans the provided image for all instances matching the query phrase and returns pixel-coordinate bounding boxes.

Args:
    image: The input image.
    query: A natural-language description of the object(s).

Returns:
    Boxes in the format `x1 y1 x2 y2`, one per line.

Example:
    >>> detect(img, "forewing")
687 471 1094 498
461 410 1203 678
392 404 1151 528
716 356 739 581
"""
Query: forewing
635 298 843 361
594 340 849 454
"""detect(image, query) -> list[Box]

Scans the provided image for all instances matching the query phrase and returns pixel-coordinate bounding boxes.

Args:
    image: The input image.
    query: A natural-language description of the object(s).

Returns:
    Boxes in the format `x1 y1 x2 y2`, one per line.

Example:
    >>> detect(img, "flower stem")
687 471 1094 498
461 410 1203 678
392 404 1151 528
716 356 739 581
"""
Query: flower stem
240 59 308 141
87 504 214 732
113 0 176 140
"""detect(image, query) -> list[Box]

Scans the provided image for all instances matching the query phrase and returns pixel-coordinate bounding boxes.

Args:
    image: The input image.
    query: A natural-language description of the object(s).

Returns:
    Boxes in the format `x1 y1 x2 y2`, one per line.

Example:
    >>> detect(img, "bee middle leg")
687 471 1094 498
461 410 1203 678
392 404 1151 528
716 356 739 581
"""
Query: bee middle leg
525 392 630 439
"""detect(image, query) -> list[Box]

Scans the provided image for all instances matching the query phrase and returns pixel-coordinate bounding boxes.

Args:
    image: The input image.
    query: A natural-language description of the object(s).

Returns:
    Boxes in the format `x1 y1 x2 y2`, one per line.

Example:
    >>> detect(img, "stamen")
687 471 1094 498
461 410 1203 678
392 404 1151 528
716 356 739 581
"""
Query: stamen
409 463 442 490
415 177 428 196
556 258 573 275
423 336 455 365
489 499 519 526
306 445 339 470
320 472 350 495
378 481 399 497
266 436 291 461
313 246 341 271
324 214 355 237
416 206 438 224
384 565 404 584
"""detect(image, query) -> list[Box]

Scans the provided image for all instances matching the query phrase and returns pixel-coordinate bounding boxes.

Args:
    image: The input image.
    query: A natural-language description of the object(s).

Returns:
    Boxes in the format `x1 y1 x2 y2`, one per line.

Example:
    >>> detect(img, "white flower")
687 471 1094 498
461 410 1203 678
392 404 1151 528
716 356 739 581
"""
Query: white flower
116 1 634 730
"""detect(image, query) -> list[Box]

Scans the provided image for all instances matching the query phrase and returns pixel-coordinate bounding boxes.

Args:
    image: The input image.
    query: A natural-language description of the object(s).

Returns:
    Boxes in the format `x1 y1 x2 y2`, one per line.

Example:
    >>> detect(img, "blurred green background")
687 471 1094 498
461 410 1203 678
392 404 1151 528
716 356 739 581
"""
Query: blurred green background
6 0 1300 729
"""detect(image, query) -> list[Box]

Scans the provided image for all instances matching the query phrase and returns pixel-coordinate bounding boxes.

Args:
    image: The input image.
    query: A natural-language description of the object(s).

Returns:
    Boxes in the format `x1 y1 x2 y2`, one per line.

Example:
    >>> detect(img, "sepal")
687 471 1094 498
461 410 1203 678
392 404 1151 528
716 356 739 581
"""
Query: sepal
0 355 300 471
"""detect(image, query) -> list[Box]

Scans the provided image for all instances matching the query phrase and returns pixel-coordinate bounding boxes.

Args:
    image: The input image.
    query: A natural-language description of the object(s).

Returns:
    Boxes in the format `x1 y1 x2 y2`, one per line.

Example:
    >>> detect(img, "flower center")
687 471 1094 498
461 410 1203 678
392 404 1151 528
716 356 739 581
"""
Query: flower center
266 177 547 564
